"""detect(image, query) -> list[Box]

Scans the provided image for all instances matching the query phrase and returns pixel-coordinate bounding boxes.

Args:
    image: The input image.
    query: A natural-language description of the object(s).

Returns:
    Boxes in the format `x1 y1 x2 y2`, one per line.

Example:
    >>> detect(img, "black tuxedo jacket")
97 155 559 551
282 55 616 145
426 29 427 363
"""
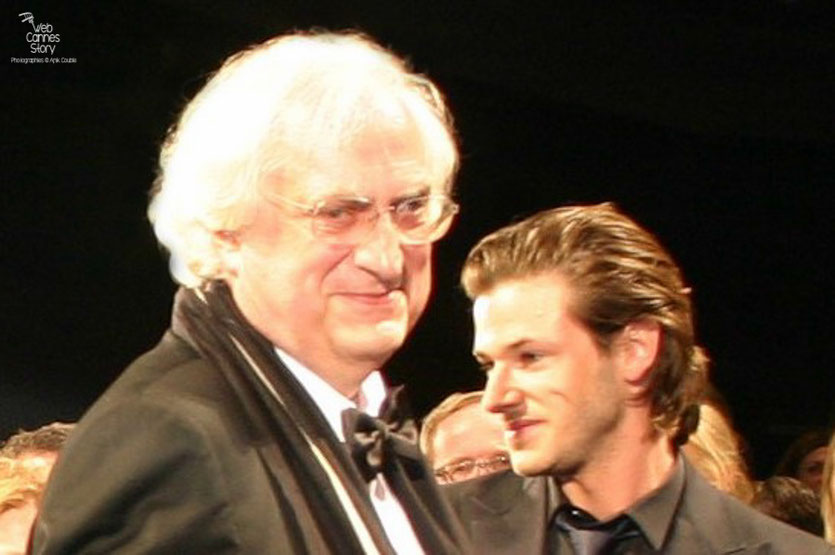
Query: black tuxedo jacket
444 462 835 554
32 330 465 553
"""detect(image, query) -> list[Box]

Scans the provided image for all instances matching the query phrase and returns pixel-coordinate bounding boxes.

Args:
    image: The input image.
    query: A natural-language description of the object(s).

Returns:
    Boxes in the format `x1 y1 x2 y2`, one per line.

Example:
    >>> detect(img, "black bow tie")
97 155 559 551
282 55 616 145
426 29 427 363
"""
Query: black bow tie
341 386 422 482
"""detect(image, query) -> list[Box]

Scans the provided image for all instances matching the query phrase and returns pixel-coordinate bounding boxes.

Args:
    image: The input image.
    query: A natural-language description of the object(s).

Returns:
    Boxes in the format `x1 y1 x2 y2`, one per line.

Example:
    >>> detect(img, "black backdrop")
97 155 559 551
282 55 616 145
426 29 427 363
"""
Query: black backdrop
3 1 833 477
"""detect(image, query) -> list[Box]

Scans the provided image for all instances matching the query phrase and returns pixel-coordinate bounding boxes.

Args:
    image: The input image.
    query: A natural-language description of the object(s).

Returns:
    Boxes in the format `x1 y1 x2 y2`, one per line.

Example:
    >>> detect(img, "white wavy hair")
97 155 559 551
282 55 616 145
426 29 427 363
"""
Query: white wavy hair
148 31 458 286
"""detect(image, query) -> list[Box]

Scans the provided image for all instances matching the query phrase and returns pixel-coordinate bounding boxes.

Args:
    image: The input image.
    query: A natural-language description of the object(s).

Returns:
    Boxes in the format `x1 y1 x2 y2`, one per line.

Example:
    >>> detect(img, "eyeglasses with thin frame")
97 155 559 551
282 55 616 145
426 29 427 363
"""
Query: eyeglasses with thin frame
265 191 459 246
433 452 511 484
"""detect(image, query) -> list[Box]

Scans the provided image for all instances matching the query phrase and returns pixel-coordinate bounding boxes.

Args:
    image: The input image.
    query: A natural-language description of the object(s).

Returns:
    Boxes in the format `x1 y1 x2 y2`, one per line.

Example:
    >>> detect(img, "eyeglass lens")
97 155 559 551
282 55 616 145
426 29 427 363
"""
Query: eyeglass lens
311 195 456 244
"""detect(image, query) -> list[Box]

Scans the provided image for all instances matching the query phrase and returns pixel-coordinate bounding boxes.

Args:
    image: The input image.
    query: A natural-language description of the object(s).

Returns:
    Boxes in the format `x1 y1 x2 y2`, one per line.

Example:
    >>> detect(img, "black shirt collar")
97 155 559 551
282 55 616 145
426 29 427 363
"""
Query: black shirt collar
626 456 685 550
547 456 686 551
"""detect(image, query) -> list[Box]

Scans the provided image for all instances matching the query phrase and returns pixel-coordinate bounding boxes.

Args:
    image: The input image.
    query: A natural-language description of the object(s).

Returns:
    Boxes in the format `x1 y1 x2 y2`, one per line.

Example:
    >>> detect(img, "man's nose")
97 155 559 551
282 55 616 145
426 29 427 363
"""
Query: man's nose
481 365 522 415
351 214 405 285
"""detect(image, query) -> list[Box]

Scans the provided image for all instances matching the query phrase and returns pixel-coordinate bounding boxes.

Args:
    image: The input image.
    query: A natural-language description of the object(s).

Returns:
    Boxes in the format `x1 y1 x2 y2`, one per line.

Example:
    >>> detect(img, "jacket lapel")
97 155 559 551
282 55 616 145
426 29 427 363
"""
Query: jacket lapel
385 448 471 554
454 471 549 554
674 458 765 554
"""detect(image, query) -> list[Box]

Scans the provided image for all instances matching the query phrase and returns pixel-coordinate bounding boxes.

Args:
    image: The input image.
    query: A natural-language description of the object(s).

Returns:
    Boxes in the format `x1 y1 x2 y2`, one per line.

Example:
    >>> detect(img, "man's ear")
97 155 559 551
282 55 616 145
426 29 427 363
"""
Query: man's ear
616 318 662 387
212 230 242 279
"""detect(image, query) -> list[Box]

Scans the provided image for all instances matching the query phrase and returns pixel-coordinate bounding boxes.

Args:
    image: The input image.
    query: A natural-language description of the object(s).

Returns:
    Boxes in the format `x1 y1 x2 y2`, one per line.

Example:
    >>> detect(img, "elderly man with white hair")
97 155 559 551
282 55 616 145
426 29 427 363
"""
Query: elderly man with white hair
33 31 467 554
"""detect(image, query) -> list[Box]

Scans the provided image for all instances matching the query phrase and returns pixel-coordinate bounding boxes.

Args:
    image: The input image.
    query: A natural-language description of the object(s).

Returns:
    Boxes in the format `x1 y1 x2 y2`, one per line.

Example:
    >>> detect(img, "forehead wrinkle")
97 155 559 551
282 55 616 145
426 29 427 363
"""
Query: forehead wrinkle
292 144 440 201
279 94 452 200
354 106 451 191
352 140 439 192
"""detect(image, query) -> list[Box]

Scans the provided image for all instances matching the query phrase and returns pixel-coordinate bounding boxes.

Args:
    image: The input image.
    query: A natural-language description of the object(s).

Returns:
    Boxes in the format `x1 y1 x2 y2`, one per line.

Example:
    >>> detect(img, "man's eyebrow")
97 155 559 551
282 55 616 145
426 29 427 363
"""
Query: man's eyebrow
497 339 537 354
391 187 430 203
507 339 535 350
473 339 536 363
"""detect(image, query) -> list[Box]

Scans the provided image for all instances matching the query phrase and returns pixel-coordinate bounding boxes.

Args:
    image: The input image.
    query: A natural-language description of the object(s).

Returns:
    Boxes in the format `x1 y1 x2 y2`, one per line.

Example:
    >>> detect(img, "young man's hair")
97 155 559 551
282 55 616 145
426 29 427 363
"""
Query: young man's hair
461 202 707 444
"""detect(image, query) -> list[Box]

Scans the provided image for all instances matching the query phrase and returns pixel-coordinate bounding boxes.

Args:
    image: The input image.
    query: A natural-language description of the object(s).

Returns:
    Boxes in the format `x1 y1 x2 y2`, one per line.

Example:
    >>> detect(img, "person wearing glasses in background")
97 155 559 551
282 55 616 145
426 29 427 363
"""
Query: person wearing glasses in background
33 31 468 554
420 391 511 484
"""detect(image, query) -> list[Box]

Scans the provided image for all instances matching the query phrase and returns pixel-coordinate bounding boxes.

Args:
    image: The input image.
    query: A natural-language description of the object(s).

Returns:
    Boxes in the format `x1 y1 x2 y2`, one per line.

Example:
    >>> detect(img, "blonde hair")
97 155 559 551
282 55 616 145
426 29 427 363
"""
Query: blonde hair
149 31 458 286
683 403 754 503
0 421 73 458
419 391 483 465
0 458 44 512
822 430 835 543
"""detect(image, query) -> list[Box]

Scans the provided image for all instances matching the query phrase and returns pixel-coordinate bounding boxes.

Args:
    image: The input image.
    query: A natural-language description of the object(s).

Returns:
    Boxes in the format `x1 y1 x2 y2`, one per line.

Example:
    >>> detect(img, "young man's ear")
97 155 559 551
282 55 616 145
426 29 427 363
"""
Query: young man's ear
616 318 662 387
213 230 242 279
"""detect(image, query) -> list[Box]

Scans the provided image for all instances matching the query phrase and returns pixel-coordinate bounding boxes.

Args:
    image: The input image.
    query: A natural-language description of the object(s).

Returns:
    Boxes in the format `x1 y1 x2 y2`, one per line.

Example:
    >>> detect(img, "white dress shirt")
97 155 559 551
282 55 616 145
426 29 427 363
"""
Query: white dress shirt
276 347 425 555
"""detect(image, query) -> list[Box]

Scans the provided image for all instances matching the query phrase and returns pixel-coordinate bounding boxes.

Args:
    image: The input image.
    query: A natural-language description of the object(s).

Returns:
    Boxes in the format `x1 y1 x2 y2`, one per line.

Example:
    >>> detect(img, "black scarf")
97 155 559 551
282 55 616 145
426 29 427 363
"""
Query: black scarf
172 281 468 554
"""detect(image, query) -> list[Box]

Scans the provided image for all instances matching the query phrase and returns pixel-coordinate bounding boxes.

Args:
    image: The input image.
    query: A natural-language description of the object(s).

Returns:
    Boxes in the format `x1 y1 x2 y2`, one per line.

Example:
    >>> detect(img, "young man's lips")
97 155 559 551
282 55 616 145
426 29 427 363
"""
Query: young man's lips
506 419 539 432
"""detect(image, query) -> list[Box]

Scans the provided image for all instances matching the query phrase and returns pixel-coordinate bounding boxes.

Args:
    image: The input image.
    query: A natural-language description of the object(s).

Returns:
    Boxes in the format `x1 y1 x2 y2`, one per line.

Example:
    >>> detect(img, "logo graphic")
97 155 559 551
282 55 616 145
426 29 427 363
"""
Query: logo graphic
18 11 61 55
19 12 36 29
10 11 75 63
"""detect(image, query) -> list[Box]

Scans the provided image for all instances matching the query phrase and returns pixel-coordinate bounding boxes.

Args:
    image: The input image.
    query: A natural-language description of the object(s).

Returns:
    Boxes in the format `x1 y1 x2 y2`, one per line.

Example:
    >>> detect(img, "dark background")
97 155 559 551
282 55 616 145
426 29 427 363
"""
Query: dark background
2 2 833 477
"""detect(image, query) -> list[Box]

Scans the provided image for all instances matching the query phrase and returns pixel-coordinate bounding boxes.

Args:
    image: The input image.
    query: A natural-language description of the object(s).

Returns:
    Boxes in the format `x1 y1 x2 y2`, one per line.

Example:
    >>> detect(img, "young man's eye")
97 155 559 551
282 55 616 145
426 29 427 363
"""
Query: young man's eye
518 352 542 364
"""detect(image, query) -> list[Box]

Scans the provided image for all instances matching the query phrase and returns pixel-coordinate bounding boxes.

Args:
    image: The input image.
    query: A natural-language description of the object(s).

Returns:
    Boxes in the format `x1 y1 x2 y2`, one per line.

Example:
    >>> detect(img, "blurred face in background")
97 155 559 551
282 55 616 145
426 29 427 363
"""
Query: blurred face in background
797 446 828 492
431 402 509 483
0 499 38 554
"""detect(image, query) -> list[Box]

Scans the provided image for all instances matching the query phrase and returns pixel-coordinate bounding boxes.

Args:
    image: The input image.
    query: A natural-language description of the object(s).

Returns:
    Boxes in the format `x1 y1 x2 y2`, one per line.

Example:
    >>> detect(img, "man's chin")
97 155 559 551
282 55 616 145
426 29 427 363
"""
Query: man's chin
333 320 409 364
510 452 552 477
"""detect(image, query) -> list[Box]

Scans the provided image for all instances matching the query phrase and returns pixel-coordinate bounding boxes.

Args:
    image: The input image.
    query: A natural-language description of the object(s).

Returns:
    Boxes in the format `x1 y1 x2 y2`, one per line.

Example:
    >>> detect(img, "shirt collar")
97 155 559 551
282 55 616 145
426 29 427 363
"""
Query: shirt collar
274 347 387 441
546 455 686 551
625 455 686 550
